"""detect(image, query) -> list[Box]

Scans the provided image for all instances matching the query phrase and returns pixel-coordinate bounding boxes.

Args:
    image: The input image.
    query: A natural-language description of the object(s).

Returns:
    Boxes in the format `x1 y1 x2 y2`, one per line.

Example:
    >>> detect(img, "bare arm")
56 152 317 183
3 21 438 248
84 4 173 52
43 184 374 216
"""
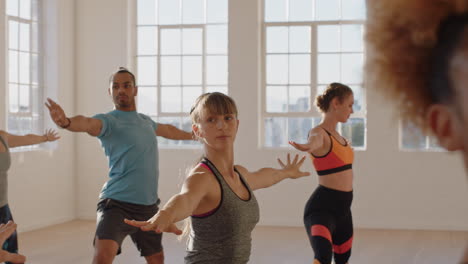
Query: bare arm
0 129 60 148
155 123 193 140
45 98 102 137
124 169 212 234
242 153 310 191
289 127 325 153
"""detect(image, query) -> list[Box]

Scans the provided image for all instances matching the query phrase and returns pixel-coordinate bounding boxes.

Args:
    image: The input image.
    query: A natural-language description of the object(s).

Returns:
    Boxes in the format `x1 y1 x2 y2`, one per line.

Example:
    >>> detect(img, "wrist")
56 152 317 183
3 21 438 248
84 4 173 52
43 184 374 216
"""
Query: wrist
43 135 48 142
61 118 71 129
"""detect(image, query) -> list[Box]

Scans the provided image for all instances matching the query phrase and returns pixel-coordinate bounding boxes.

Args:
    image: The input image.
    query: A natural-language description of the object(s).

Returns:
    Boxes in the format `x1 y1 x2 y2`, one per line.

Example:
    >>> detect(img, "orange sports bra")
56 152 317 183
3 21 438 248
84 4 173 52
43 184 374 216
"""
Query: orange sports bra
311 128 354 176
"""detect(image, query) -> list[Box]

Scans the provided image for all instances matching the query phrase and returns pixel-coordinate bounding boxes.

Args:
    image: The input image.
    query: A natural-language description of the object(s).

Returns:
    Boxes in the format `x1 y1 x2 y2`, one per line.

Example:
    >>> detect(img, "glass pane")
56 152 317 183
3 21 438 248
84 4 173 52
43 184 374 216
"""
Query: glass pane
317 25 340 52
206 86 228 94
316 0 340 21
316 85 326 98
182 28 202 55
341 25 363 52
266 55 288 84
161 86 182 112
157 117 182 146
289 26 310 53
401 122 426 150
265 0 287 22
183 0 204 24
266 27 288 53
182 56 202 85
137 56 157 85
159 0 181 25
342 0 366 20
206 55 227 85
31 53 38 85
206 25 228 54
289 0 313 22
137 0 157 25
182 86 202 112
264 117 287 147
9 84 19 113
19 85 30 112
31 0 39 21
7 0 19 16
206 0 228 23
19 52 30 84
9 51 18 83
317 54 340 84
20 23 30 51
20 0 31 20
161 56 181 85
349 85 363 112
138 26 157 55
137 87 157 115
341 118 365 148
266 86 287 113
31 22 39 52
341 54 363 83
9 21 19 50
428 136 442 150
289 86 310 112
288 117 313 144
289 54 310 84
161 29 181 55
31 85 40 115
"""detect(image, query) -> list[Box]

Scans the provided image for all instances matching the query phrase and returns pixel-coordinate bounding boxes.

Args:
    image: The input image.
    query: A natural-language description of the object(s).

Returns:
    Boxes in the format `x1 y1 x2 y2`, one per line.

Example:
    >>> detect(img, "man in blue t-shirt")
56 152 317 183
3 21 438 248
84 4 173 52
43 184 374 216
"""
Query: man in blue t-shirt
45 67 193 264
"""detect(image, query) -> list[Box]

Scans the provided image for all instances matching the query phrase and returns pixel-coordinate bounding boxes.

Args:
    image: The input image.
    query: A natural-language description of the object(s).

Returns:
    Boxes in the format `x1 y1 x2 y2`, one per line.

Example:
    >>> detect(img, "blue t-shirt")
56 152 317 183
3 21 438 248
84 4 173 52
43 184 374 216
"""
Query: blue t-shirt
93 110 159 205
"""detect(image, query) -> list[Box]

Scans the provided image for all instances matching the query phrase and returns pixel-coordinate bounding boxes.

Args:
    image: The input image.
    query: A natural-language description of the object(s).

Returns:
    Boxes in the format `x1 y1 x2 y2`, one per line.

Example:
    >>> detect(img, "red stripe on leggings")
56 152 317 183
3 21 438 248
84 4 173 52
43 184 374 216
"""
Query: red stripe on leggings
310 225 332 243
333 236 353 254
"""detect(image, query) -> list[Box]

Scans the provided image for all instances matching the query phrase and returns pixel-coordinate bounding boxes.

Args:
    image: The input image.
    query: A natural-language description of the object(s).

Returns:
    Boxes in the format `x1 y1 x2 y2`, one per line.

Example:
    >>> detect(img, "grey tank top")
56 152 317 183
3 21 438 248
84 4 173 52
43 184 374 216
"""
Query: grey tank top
185 158 260 264
0 136 11 207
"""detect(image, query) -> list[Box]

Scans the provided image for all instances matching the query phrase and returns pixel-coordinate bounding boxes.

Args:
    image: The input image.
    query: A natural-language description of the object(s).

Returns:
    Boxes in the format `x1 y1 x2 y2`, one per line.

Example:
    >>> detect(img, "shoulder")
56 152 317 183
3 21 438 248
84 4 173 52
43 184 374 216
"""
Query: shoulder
138 113 151 120
185 164 218 189
92 112 114 120
309 126 327 139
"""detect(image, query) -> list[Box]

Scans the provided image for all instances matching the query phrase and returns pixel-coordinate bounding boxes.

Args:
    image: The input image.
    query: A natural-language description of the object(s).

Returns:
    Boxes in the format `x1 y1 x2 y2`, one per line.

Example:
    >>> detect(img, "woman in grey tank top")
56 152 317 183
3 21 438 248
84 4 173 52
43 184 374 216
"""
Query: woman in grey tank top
0 129 59 264
126 93 310 264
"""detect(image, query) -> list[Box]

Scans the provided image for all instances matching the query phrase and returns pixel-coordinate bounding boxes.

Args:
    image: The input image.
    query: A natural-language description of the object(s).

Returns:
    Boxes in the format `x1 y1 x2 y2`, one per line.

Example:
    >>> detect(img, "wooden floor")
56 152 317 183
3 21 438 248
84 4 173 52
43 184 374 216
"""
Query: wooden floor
16 220 468 263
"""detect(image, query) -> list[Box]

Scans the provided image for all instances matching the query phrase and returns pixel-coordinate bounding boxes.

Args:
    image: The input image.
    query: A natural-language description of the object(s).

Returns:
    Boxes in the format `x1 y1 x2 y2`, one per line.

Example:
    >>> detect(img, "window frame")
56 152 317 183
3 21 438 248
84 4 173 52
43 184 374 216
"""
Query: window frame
261 17 367 150
4 0 45 152
132 0 229 148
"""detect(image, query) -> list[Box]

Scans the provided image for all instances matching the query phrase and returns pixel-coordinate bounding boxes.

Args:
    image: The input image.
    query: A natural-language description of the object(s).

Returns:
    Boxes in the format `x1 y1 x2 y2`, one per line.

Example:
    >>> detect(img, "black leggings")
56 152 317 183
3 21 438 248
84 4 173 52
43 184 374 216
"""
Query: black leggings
304 185 353 264
0 204 18 264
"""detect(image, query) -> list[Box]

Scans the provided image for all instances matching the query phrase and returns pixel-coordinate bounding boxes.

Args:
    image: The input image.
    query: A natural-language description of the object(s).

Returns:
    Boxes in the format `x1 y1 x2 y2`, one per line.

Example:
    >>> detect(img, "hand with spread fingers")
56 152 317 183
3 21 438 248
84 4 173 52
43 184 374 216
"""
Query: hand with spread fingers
0 221 26 264
45 98 70 128
124 210 182 235
44 128 60 142
277 153 310 179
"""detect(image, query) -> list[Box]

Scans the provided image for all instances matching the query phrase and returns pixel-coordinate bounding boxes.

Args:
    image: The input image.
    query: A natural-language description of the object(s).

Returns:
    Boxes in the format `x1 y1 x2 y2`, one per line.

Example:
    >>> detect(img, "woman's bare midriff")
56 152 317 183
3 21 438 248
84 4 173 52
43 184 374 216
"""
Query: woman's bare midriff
318 170 353 192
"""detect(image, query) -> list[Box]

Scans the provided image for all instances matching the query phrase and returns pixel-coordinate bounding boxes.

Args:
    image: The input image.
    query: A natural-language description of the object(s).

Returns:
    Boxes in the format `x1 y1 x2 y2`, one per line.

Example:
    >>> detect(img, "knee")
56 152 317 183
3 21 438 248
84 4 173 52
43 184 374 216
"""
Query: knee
93 250 116 264
146 251 164 264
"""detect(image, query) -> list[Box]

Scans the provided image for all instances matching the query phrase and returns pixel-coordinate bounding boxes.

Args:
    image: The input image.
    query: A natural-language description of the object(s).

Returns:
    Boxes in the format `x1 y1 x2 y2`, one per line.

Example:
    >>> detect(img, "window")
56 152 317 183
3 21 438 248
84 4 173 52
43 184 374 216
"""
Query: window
400 122 442 151
135 0 228 147
6 0 44 150
263 0 366 148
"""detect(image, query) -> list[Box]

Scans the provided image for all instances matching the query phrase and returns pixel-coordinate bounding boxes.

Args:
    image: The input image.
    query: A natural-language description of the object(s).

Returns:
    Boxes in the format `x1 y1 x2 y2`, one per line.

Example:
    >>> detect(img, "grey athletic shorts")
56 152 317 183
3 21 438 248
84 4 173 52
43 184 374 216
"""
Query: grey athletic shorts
94 198 163 256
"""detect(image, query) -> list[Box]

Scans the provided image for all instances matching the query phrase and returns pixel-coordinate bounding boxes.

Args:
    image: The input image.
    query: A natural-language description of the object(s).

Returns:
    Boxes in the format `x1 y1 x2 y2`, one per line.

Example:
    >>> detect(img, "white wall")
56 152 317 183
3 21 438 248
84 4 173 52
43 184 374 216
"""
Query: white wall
2 0 76 232
74 0 468 231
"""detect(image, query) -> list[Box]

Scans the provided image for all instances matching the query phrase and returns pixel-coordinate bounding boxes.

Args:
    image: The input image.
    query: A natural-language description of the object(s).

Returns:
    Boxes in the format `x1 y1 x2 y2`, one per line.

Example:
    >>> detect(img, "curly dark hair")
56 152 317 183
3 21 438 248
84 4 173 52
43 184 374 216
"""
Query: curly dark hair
365 0 468 131
315 83 353 113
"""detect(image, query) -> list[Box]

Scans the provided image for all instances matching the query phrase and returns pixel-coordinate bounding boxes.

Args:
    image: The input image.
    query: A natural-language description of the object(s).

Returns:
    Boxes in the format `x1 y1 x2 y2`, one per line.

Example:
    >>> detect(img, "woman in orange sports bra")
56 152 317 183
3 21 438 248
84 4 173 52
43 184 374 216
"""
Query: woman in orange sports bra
289 82 354 264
